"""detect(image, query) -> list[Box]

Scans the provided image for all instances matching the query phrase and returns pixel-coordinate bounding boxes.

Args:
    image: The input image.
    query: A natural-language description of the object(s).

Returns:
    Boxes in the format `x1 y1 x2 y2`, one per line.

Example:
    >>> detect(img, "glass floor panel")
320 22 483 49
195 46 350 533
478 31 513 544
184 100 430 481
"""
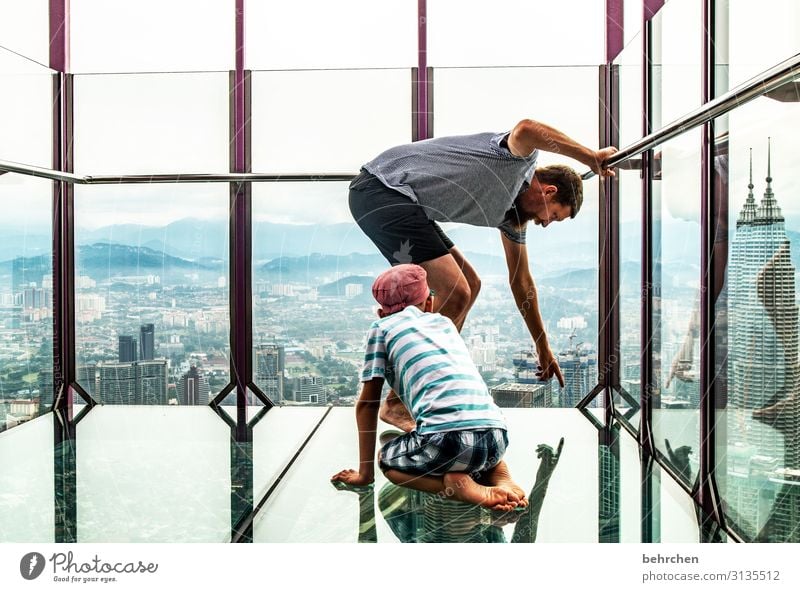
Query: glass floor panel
252 408 703 543
0 406 708 542
0 413 54 542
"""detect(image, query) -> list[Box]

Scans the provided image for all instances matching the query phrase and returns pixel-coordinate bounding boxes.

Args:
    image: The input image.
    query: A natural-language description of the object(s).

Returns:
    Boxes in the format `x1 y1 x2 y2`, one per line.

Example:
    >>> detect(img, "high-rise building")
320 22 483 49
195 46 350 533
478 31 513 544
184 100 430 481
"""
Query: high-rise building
139 324 155 361
137 360 169 405
178 365 211 405
118 335 137 363
726 145 800 542
99 362 138 404
256 343 285 403
491 382 552 408
98 360 168 405
292 376 324 403
77 364 97 398
558 337 598 408
512 350 541 384
728 145 799 468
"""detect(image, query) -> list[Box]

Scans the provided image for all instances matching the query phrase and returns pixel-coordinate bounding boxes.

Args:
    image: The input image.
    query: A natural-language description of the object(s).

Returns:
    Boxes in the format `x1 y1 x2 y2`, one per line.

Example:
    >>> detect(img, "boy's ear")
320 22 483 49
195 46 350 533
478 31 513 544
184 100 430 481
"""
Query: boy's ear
377 308 387 318
423 296 434 313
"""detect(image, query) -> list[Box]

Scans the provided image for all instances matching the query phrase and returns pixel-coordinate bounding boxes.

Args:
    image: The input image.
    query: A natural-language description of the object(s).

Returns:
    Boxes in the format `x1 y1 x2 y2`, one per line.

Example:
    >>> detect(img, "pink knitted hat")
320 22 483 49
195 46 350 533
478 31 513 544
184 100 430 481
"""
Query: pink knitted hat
372 264 430 315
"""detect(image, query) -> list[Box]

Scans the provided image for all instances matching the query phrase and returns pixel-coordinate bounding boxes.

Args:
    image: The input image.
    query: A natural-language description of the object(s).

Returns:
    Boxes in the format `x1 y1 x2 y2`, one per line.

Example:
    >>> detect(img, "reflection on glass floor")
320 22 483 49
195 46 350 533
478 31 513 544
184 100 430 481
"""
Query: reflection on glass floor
0 406 708 543
252 408 702 543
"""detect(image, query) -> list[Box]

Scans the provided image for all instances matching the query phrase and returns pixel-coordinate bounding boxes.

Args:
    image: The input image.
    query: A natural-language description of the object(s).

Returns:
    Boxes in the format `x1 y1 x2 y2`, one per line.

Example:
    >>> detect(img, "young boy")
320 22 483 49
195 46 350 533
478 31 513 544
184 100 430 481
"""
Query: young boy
331 264 527 511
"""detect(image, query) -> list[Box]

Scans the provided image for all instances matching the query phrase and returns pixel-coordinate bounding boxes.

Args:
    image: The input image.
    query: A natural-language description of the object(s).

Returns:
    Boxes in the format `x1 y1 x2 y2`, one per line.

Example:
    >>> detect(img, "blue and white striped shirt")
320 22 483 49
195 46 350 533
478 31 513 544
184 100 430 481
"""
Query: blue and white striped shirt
361 306 506 434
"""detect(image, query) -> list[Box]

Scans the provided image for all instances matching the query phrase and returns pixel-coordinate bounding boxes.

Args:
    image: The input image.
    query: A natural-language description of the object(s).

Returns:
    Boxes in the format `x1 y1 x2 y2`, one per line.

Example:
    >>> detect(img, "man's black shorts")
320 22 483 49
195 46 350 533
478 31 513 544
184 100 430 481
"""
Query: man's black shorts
348 169 454 265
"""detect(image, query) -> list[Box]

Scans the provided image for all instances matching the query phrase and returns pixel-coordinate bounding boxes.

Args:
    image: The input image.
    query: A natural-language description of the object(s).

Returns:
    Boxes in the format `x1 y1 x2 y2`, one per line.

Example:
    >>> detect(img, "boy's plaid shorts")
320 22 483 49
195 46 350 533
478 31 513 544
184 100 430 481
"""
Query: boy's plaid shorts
378 428 508 478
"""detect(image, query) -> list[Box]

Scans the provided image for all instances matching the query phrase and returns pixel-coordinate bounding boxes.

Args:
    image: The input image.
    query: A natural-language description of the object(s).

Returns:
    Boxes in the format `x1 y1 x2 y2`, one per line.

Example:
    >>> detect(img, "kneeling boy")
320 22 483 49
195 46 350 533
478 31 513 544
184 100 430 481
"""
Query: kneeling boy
332 264 527 511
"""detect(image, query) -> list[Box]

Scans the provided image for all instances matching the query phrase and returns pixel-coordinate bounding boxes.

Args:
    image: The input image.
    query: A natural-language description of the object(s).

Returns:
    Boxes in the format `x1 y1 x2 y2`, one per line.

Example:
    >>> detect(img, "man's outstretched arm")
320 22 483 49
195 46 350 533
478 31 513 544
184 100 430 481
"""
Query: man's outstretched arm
501 232 565 388
507 119 617 177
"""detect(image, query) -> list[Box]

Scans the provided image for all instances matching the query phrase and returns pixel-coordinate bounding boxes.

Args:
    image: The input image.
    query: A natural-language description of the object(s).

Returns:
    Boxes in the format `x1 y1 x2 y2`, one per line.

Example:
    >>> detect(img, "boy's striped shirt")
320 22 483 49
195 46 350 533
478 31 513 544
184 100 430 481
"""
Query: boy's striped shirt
361 306 506 434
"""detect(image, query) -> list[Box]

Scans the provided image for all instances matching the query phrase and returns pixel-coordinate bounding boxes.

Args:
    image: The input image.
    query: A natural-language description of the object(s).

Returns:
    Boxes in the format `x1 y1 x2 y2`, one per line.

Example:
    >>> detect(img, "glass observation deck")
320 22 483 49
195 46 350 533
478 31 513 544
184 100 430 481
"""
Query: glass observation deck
1 407 707 543
2 0 799 544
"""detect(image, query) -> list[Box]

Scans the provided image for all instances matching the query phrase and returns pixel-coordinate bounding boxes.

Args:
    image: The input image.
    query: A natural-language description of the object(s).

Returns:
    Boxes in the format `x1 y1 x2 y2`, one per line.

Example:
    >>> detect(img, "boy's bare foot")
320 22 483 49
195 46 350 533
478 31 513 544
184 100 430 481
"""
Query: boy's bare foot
482 461 528 507
379 390 416 433
442 472 521 511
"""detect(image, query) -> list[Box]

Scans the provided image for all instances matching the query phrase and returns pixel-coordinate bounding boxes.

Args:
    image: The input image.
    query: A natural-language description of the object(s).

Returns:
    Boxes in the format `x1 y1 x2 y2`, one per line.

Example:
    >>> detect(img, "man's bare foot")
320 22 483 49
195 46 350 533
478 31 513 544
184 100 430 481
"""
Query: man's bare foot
379 390 416 433
481 461 528 507
442 472 521 511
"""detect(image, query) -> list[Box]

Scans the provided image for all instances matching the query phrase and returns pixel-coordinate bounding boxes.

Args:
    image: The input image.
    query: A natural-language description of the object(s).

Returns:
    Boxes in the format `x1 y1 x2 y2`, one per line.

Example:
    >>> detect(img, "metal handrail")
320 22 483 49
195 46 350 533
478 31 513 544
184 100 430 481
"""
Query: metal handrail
1 53 797 185
0 160 357 184
581 52 800 179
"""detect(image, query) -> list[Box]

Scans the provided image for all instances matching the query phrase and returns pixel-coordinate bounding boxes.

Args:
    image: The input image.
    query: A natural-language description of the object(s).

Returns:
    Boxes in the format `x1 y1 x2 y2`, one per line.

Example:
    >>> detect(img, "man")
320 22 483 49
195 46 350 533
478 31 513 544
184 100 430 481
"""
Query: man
349 118 616 430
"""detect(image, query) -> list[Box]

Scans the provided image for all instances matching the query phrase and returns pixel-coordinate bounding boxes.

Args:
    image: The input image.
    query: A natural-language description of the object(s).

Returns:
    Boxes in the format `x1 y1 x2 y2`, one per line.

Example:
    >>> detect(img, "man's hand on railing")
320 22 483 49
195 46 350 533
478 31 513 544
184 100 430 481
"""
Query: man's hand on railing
591 146 618 177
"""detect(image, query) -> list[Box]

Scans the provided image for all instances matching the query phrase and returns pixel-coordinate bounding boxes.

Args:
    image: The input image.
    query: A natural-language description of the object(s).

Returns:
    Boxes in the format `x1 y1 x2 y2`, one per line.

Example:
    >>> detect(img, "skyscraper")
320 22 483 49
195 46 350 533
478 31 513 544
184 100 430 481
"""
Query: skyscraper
178 365 211 405
728 144 799 467
99 362 138 404
256 343 285 403
726 144 800 542
137 360 169 405
118 335 137 363
98 360 168 405
558 336 598 408
139 324 155 361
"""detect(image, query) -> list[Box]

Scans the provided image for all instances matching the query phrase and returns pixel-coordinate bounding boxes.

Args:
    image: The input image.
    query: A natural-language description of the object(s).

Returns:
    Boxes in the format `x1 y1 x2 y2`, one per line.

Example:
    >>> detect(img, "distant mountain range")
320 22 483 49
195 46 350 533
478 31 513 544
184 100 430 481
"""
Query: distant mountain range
3 217 800 290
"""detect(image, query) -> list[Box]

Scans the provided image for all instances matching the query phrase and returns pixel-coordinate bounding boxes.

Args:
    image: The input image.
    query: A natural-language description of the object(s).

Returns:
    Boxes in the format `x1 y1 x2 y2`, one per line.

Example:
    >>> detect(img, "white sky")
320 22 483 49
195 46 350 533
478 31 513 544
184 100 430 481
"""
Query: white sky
0 0 798 230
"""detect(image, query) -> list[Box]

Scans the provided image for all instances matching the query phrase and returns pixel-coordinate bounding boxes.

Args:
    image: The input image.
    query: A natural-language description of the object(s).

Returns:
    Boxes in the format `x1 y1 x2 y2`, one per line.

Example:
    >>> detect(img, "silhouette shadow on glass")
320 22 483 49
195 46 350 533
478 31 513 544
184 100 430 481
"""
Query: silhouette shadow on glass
364 438 565 543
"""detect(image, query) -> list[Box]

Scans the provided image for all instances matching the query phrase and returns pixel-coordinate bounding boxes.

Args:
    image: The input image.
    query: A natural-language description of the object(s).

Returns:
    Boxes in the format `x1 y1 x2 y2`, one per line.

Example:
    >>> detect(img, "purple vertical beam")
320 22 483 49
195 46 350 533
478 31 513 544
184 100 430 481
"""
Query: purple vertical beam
49 0 69 73
698 0 724 528
643 0 665 22
51 0 77 543
234 0 246 173
50 0 73 415
230 0 252 439
417 0 428 140
606 0 624 64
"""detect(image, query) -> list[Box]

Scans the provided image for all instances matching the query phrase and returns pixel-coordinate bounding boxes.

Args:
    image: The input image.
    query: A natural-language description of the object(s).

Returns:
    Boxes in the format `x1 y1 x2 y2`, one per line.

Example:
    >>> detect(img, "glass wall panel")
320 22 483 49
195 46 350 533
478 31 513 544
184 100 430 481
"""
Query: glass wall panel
428 0 603 67
0 413 54 541
623 0 643 50
616 32 643 149
0 48 53 167
651 0 702 127
76 406 230 542
246 1 416 70
618 424 642 542
660 466 700 542
717 0 800 96
74 184 230 405
616 34 644 429
619 168 642 430
73 73 229 175
252 182 374 408
251 70 411 174
436 67 600 408
0 0 49 67
715 95 800 542
70 0 234 74
0 47 53 431
651 129 702 488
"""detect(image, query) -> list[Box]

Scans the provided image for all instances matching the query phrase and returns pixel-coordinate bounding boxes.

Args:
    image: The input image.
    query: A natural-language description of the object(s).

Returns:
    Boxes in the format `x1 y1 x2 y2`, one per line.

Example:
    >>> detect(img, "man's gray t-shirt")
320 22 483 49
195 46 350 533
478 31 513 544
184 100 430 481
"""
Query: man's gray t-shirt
361 132 538 243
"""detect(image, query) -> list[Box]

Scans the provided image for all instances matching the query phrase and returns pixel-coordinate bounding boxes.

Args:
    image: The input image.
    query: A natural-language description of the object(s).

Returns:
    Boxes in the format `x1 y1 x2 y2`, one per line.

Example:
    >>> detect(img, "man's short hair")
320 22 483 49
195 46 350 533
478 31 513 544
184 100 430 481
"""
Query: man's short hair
535 164 583 218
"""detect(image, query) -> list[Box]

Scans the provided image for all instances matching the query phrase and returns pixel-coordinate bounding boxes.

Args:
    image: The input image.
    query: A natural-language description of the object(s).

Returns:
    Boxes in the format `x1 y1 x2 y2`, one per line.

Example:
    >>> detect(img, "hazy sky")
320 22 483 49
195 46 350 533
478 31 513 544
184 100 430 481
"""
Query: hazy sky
0 0 798 232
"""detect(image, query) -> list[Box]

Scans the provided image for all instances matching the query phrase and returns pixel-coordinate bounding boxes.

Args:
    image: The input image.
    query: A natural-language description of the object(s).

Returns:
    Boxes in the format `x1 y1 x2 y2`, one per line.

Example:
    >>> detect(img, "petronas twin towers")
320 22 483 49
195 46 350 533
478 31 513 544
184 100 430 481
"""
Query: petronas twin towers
729 141 800 471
